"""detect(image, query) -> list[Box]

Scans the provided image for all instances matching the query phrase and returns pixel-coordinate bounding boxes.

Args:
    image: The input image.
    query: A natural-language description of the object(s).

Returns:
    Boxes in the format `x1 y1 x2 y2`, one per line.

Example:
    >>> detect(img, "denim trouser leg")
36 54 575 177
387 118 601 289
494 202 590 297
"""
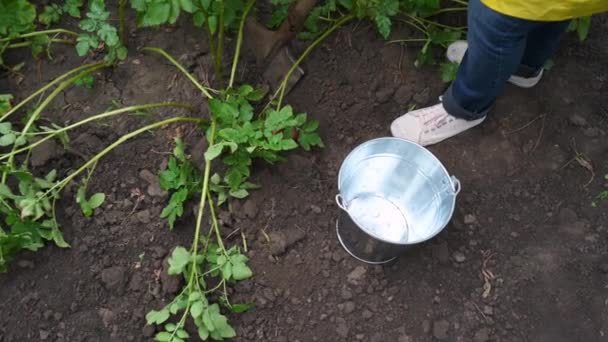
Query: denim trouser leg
442 0 569 120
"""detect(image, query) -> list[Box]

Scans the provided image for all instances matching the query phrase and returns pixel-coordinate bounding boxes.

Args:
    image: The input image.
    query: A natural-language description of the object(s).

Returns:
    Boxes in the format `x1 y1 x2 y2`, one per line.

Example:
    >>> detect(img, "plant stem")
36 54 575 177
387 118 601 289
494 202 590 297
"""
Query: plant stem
387 38 429 44
229 0 256 89
207 191 225 252
0 62 105 122
2 64 107 184
43 117 204 197
7 38 74 49
431 7 467 15
187 119 217 297
0 29 79 42
0 102 193 161
119 0 127 44
449 0 468 6
276 13 354 109
141 47 215 99
216 0 225 89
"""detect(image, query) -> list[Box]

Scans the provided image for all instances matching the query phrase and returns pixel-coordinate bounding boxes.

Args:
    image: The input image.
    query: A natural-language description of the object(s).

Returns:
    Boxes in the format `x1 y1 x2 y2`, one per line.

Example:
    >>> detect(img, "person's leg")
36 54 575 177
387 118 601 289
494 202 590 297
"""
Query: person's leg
442 0 535 120
513 20 571 77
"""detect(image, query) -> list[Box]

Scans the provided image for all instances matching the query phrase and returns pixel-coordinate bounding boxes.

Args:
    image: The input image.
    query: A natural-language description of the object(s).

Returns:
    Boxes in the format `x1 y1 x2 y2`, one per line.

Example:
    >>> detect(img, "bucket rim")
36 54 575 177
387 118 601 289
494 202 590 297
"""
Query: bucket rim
337 137 458 245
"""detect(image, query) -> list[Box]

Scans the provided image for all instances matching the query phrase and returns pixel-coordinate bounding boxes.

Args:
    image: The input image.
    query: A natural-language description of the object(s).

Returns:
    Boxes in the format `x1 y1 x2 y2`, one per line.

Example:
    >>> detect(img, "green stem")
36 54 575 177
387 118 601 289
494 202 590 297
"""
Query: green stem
2 63 108 184
229 0 256 89
431 7 467 15
207 190 225 252
141 47 215 99
216 0 225 89
276 13 354 109
187 119 217 295
0 62 105 122
387 38 429 44
0 102 193 161
7 38 73 49
0 29 79 42
449 0 468 6
43 117 204 197
410 14 466 30
119 0 127 44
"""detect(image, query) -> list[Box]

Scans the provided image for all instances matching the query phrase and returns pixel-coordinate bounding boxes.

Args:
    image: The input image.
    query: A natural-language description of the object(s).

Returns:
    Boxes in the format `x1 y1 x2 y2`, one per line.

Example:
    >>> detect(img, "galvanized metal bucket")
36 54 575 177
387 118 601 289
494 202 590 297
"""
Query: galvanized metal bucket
336 137 461 264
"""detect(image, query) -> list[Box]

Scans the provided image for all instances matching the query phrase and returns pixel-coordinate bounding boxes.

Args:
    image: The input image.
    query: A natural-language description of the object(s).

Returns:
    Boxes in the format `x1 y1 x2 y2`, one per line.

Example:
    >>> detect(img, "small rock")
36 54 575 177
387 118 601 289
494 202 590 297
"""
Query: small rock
262 288 276 302
347 266 367 284
336 322 349 338
433 320 450 340
473 328 490 342
310 204 322 214
31 140 64 167
398 335 412 342
453 251 466 263
342 301 356 314
139 169 156 184
483 305 493 315
569 114 587 127
39 329 50 340
393 85 413 105
190 138 209 171
17 260 35 269
464 214 477 224
101 266 128 294
147 183 167 198
422 320 431 334
599 263 608 274
583 127 600 137
142 325 156 337
43 309 54 320
341 287 353 300
136 210 151 224
362 309 373 319
128 274 144 292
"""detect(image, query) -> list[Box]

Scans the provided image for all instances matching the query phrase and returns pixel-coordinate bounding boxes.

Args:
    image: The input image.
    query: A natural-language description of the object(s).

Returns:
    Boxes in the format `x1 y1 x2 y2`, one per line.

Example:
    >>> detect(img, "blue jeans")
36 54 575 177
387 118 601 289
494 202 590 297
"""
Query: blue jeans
442 0 570 120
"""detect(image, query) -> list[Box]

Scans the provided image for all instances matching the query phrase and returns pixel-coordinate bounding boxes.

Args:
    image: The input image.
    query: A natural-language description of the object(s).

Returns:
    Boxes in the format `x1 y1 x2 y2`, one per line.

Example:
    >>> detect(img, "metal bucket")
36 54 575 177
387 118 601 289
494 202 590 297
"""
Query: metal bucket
336 137 461 264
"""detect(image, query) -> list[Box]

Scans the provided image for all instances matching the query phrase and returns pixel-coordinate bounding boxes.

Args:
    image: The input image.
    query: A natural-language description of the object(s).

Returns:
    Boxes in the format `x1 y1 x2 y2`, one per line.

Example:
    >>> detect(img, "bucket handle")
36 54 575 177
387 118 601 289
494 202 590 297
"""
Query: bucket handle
335 194 348 211
451 175 461 195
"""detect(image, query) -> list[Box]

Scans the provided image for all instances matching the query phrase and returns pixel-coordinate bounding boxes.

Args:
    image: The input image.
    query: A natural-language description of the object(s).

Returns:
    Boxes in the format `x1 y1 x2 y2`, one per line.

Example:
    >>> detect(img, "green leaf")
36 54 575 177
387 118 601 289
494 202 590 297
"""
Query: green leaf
146 308 170 325
208 15 217 34
193 11 206 26
232 261 253 280
198 327 209 340
0 122 12 134
79 18 97 31
180 0 194 12
0 184 15 198
439 62 459 82
142 2 171 26
168 246 191 274
230 303 254 313
222 261 233 279
154 331 172 342
576 16 591 42
205 142 238 161
165 323 177 332
281 139 298 150
98 23 119 46
191 300 204 318
176 329 189 338
375 15 391 39
229 189 249 199
0 133 16 146
88 193 105 209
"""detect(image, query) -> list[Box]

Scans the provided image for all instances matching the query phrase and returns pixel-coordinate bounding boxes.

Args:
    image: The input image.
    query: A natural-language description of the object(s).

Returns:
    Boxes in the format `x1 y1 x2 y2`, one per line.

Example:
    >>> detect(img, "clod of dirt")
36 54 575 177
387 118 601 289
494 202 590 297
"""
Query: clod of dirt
393 85 414 106
433 320 450 340
190 138 209 172
569 114 588 127
161 256 182 295
362 309 373 319
422 320 431 333
335 318 349 338
412 87 430 105
142 325 156 338
558 207 578 224
341 287 353 300
73 132 105 156
39 329 50 340
242 198 259 219
453 251 466 263
473 328 490 342
17 259 35 269
310 204 322 214
347 266 367 285
398 335 412 342
30 140 64 167
98 308 115 327
128 274 145 292
341 301 356 314
100 266 128 294
432 241 449 264
268 228 306 256
375 86 395 104
136 209 151 224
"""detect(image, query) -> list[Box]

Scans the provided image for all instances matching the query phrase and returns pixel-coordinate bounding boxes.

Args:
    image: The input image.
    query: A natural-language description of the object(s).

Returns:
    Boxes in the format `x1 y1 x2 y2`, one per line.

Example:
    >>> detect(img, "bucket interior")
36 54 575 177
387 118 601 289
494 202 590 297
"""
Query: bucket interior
338 138 456 244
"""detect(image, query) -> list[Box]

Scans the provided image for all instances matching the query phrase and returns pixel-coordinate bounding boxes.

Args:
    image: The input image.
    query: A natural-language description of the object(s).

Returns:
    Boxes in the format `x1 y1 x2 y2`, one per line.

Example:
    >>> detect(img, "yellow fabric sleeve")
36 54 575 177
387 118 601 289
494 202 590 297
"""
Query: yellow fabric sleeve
481 0 608 21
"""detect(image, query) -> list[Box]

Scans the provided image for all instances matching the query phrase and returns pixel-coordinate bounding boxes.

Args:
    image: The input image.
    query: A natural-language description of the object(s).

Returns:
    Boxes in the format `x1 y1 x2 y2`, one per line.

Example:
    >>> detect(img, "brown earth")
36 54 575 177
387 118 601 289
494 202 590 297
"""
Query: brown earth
0 8 607 342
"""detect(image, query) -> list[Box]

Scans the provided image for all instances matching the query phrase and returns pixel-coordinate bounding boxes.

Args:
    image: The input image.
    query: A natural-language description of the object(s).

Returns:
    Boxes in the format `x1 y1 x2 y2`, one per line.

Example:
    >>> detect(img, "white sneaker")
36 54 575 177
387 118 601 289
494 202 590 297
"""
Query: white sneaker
390 103 486 146
446 40 543 88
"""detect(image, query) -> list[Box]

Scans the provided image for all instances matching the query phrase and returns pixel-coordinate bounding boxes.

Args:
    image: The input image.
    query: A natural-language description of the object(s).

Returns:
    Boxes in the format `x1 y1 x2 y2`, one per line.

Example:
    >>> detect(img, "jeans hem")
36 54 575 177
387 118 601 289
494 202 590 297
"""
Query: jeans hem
442 84 492 121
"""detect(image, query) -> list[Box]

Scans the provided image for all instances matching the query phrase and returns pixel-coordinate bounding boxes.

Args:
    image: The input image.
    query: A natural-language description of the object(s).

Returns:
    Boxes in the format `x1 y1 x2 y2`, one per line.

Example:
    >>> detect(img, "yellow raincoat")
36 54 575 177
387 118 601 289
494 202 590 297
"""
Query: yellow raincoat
481 0 608 21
